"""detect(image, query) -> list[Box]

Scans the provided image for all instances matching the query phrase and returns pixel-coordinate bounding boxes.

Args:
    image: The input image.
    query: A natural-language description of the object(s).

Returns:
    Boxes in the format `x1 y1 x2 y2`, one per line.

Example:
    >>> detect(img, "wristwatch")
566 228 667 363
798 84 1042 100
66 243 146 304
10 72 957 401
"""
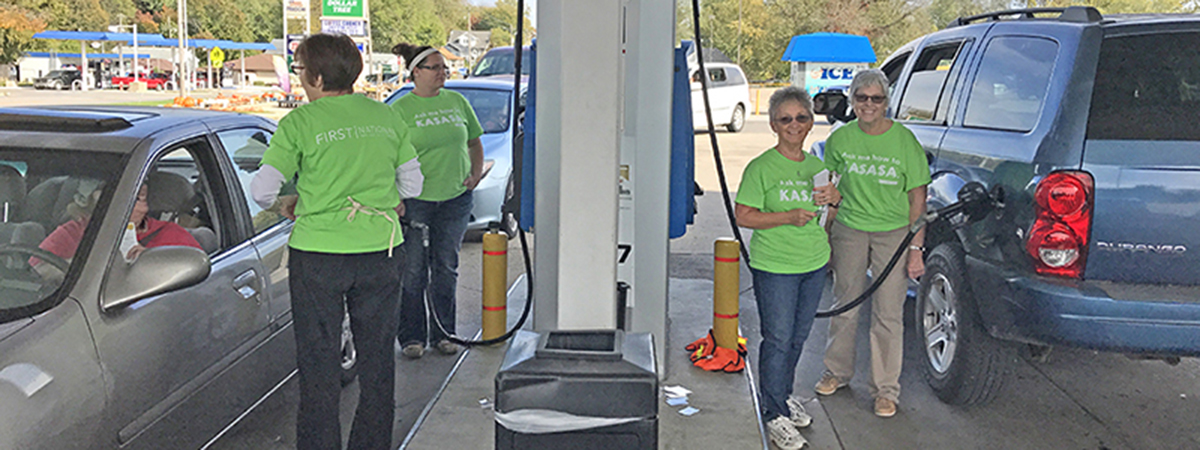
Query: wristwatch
909 245 925 252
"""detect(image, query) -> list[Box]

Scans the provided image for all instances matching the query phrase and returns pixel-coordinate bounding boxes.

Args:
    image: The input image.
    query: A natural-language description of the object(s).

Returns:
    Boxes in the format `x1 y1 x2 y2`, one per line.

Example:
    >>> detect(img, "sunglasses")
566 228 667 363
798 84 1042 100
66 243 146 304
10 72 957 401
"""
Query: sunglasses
774 113 812 124
290 63 305 73
418 64 449 72
854 94 887 105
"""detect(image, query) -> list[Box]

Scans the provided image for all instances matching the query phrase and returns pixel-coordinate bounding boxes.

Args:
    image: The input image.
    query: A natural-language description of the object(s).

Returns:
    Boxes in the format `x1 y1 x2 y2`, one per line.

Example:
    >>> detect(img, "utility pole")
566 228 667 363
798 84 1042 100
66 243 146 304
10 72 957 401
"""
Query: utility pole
178 0 188 97
736 0 743 66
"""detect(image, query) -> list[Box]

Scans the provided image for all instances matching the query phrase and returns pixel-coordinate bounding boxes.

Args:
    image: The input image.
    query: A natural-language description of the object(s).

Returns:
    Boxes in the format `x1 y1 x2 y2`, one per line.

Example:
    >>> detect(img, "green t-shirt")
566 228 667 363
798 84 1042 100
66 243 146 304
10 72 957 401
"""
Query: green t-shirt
390 89 484 202
735 149 831 274
262 94 418 253
824 121 931 232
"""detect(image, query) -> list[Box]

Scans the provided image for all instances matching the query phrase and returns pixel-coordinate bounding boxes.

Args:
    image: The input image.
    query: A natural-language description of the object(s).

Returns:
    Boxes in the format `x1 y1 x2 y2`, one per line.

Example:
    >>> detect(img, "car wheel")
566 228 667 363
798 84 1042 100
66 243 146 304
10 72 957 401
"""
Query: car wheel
70 80 83 91
51 80 63 90
340 310 358 385
915 244 1009 405
725 104 745 133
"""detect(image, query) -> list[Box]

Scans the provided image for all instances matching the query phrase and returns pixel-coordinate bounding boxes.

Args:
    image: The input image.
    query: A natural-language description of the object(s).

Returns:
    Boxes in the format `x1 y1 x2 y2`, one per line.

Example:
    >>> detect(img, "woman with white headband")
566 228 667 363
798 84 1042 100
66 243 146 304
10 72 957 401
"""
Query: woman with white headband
390 43 485 359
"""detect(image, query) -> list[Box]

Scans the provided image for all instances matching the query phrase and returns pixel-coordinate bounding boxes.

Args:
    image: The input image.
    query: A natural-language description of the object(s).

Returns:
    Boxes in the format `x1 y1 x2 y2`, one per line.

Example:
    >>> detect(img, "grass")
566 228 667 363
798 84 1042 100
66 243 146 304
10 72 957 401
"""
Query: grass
111 99 174 107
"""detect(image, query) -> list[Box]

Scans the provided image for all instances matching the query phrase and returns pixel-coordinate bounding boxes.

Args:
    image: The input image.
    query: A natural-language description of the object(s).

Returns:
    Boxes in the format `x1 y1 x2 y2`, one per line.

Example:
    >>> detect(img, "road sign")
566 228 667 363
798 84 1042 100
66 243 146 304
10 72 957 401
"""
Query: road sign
210 47 225 67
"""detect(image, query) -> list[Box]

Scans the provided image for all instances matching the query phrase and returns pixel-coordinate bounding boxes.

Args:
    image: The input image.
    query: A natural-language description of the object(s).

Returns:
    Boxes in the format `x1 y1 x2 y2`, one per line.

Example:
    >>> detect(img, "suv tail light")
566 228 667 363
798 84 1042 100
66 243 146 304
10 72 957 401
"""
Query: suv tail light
1026 171 1094 278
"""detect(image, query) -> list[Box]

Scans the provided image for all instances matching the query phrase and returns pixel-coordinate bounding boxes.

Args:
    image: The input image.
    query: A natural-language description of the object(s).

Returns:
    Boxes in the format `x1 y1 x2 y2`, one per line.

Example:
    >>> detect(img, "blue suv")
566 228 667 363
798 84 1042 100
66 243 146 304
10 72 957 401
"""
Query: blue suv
815 7 1200 405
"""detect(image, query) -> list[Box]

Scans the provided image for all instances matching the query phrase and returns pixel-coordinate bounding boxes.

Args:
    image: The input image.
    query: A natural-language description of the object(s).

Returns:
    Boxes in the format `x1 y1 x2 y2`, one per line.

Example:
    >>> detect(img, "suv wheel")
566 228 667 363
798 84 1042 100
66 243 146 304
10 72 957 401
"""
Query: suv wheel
915 244 1009 405
51 80 63 90
340 310 358 385
726 104 745 133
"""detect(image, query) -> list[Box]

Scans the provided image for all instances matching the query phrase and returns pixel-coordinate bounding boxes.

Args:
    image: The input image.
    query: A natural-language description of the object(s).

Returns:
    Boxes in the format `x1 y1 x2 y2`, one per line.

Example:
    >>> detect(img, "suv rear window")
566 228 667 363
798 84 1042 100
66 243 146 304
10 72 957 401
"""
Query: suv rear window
963 37 1058 132
1087 32 1200 141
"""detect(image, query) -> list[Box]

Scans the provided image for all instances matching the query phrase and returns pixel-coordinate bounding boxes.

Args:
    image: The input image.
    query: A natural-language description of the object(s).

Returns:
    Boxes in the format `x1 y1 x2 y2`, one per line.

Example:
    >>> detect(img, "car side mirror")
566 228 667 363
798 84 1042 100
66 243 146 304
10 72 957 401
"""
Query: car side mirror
812 91 855 123
101 246 210 311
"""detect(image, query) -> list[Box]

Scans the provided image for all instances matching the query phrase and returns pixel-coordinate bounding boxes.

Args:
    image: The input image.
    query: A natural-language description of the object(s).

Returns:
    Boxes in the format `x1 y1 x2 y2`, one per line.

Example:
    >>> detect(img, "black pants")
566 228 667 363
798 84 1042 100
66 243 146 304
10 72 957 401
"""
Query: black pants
290 247 402 450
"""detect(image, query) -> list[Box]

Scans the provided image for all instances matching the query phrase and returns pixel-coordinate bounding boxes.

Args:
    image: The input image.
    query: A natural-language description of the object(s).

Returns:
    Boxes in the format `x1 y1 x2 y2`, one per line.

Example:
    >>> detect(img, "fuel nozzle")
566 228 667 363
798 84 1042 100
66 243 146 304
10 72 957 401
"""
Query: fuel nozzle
919 182 1004 229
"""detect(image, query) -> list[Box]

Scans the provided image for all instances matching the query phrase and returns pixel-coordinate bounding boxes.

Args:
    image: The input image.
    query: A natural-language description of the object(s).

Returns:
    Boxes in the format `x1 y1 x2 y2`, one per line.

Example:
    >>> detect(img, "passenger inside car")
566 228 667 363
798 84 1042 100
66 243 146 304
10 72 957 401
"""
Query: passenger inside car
32 176 202 279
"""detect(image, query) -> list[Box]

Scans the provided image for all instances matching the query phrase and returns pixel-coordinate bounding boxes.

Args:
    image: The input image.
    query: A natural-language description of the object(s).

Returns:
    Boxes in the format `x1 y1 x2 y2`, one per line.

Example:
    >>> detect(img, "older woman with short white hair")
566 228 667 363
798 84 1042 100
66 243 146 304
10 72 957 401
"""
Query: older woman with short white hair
814 69 931 418
735 86 840 450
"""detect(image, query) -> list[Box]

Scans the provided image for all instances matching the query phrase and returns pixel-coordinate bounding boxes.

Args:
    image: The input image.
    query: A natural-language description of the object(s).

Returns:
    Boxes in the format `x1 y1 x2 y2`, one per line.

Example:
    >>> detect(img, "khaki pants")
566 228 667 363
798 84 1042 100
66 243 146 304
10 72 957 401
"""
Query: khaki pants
823 220 911 402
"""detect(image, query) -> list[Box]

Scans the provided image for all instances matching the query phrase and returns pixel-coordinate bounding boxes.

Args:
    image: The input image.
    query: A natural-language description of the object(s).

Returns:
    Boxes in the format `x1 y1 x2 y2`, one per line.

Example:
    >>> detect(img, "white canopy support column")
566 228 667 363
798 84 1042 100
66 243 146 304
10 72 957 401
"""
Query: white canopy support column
79 41 88 91
534 0 623 330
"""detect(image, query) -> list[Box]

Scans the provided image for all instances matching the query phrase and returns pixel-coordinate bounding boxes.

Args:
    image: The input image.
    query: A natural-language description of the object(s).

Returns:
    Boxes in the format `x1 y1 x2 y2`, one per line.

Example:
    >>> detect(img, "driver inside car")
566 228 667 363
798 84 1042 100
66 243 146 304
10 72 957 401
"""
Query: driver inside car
32 178 202 279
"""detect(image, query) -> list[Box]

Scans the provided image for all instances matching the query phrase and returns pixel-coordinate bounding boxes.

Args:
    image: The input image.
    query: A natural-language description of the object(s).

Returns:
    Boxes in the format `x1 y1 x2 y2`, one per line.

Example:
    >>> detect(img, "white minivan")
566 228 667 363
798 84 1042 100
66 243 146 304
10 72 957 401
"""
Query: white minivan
690 62 751 132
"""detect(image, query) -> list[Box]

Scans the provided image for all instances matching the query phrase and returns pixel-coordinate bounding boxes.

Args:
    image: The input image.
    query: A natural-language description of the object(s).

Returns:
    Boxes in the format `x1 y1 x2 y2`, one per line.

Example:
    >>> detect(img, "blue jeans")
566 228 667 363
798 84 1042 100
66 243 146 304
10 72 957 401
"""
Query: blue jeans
752 265 828 421
398 191 473 346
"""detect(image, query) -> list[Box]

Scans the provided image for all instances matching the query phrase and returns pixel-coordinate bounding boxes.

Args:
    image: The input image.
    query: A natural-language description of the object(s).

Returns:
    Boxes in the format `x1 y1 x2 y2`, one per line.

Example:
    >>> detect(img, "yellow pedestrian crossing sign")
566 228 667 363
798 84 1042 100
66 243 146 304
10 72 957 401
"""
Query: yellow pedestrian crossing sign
210 47 225 67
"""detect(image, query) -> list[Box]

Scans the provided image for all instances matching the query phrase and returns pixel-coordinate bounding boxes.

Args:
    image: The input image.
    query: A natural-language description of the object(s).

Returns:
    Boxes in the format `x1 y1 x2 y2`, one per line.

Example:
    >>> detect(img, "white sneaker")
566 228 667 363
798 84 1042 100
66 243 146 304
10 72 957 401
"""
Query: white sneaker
786 396 813 428
766 416 808 450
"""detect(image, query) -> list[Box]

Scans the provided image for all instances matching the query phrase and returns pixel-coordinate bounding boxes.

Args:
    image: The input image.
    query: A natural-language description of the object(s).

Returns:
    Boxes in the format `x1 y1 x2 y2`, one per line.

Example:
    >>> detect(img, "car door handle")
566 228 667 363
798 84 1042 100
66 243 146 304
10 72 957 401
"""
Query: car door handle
233 269 258 300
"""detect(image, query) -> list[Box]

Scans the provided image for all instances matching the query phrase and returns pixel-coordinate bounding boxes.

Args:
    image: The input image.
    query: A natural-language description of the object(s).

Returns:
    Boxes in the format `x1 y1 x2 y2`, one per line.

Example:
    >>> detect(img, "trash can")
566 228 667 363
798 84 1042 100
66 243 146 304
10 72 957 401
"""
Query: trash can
495 329 657 450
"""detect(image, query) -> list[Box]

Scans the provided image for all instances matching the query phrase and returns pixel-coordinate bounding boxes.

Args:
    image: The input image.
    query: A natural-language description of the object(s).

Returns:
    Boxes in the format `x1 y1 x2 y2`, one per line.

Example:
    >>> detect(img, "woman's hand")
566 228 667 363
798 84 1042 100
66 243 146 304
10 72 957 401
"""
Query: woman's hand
277 195 299 220
126 244 147 261
394 201 406 218
907 250 925 279
789 208 817 228
814 184 841 206
463 172 482 191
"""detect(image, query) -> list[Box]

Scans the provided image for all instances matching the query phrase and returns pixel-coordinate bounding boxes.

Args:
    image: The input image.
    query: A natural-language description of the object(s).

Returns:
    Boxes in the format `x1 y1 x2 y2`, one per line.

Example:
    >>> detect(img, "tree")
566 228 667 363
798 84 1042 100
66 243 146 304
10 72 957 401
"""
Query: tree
474 0 534 47
371 0 446 50
0 4 46 70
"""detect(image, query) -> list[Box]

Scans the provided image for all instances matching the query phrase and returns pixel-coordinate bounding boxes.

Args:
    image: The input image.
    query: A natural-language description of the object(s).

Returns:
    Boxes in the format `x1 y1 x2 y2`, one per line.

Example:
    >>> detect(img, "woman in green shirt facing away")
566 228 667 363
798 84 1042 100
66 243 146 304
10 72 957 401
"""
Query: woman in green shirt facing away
250 34 422 450
390 43 485 358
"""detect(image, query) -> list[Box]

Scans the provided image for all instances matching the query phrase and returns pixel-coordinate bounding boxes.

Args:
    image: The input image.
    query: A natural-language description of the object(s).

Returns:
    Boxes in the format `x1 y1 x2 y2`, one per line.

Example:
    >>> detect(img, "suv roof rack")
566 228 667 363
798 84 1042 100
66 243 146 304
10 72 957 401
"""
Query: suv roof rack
947 6 1102 28
0 108 135 133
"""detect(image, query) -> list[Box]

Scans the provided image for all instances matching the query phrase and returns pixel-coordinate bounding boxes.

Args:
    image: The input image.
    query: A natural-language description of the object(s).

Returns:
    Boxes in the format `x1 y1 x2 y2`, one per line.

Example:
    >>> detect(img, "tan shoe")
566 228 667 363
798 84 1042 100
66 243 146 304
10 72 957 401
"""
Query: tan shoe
874 397 897 418
814 373 847 396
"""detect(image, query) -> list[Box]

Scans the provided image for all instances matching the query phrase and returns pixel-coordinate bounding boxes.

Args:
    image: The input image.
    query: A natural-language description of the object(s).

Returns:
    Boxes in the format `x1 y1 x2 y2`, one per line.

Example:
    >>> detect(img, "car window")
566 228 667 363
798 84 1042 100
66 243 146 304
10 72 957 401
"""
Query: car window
214 128 286 234
144 144 222 254
0 148 124 322
727 67 747 86
897 41 965 123
880 51 911 97
389 88 512 134
963 36 1059 132
708 68 729 87
1087 31 1200 141
472 50 532 77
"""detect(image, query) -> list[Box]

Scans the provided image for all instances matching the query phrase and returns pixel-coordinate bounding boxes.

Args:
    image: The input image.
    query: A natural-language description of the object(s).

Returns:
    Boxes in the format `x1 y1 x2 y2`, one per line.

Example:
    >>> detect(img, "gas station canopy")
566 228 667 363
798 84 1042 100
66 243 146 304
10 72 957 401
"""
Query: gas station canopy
781 32 877 63
33 31 276 51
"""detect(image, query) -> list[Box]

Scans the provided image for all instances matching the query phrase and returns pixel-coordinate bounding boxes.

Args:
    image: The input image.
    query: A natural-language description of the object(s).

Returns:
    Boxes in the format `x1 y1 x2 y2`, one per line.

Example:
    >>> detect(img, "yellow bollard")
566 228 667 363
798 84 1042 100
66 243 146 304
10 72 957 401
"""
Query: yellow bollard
481 230 508 342
713 238 740 350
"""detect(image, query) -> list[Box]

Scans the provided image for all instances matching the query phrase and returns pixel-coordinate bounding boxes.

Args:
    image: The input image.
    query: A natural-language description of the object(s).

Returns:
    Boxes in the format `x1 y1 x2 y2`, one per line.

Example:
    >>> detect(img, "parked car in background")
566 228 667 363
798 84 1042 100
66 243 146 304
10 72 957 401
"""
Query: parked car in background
689 62 751 132
0 106 356 449
33 70 81 90
470 46 532 78
813 6 1200 406
110 72 173 90
386 76 526 236
365 72 397 83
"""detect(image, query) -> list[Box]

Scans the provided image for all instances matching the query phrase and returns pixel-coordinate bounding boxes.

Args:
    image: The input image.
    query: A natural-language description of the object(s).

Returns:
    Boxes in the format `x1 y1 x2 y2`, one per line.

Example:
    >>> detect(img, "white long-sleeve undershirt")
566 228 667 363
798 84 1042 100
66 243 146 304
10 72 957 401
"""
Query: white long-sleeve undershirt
249 159 424 211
